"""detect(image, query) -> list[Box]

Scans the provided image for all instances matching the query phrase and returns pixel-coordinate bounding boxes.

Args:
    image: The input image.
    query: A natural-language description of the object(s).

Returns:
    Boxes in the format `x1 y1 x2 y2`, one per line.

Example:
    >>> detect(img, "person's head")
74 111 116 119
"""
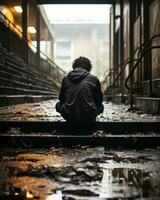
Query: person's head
72 56 92 72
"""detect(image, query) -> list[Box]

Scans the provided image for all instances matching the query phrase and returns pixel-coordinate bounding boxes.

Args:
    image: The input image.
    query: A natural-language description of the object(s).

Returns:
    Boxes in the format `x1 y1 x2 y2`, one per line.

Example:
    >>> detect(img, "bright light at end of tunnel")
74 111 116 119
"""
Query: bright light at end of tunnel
43 4 111 24
14 6 23 13
28 26 37 34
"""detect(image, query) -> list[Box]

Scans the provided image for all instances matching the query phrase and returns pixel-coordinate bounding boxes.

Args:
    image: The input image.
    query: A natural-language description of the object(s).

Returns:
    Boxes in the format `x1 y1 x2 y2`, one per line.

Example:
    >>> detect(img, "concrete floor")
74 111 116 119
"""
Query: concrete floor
0 100 160 122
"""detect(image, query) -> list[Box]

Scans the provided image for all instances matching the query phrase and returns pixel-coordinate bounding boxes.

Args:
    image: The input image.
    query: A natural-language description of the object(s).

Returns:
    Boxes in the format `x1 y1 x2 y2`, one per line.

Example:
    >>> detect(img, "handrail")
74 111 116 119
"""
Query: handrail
136 33 160 61
125 45 160 90
112 59 138 86
40 51 66 74
111 46 142 88
142 33 160 51
0 11 66 75
111 33 160 88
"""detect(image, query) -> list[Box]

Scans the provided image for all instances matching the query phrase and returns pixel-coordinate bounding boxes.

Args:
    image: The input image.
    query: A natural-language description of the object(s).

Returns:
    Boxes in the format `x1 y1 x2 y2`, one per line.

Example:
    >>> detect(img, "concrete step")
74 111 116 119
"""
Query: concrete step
0 46 26 68
0 95 57 107
1 49 53 83
0 86 55 95
0 63 26 77
104 94 129 104
0 63 55 89
0 134 160 149
0 76 58 93
135 97 160 114
5 59 55 86
0 68 56 90
0 120 159 149
141 79 160 97
0 31 61 90
0 121 159 133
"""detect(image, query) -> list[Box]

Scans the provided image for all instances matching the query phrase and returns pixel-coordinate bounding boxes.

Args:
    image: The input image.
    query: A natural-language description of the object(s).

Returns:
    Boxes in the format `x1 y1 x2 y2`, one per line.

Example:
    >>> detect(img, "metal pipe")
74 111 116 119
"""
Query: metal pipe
112 59 138 87
125 45 160 90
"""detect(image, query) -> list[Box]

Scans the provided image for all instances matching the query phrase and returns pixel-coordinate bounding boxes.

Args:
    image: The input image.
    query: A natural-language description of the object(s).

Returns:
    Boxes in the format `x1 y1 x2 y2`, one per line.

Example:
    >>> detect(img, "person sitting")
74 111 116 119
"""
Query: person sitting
56 56 104 124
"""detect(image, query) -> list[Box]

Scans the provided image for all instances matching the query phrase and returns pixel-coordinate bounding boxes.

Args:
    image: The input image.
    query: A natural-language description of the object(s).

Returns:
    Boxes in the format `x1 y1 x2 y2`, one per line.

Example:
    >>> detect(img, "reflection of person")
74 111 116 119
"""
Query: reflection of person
56 56 104 124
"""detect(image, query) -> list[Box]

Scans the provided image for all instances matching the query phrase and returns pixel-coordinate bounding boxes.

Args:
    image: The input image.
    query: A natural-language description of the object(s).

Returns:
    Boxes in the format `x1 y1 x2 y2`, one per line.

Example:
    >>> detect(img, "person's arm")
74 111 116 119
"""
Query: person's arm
59 78 65 103
95 78 103 106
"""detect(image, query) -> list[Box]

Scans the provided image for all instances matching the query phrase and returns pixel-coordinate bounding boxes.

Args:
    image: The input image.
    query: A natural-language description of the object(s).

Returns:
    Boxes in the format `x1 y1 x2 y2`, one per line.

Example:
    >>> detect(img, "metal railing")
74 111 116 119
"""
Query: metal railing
106 45 142 103
111 33 160 89
112 58 138 87
109 32 160 106
124 33 160 107
0 11 66 87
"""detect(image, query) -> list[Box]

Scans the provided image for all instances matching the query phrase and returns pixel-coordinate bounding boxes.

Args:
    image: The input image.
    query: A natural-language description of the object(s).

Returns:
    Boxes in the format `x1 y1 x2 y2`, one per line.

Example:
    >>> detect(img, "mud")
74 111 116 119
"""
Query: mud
0 147 160 199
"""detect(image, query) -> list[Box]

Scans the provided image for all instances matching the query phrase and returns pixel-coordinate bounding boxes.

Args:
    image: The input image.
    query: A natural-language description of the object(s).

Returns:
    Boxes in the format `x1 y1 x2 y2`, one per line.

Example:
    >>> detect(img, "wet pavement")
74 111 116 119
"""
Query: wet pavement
0 100 160 200
0 100 160 122
0 147 160 200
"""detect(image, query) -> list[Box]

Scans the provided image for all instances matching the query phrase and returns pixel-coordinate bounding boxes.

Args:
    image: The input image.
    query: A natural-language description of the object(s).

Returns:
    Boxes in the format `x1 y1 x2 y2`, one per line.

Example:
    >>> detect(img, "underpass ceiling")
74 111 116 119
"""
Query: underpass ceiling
37 0 114 4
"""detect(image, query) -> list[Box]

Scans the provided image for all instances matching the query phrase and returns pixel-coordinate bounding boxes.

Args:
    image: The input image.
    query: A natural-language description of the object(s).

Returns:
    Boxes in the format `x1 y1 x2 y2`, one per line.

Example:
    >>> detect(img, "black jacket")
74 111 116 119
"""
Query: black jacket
58 67 103 123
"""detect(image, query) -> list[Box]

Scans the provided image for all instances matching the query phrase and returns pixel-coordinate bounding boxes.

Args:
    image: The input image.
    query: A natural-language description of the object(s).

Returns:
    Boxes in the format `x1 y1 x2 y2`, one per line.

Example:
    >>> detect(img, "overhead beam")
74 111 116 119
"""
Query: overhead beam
37 0 114 4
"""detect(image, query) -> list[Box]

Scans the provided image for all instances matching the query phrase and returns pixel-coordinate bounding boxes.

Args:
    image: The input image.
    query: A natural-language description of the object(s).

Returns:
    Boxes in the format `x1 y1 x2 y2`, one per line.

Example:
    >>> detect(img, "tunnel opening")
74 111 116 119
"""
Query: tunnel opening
42 4 111 82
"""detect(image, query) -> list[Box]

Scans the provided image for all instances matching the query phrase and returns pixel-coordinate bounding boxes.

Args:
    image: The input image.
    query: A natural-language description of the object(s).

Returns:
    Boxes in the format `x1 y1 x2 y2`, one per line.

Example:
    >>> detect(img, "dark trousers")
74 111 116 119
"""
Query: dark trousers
56 102 69 121
56 102 104 122
96 104 104 116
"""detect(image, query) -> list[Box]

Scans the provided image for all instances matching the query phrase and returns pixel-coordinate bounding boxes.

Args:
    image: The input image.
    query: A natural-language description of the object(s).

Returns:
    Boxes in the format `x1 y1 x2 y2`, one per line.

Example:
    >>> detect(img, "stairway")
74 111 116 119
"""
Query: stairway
105 80 160 114
0 46 59 106
134 79 160 114
0 121 159 148
104 86 129 104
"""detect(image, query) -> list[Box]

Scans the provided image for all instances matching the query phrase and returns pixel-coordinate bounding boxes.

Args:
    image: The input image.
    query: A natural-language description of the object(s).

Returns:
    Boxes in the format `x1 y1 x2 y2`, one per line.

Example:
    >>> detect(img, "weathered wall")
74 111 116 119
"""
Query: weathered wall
149 0 160 79
123 0 130 79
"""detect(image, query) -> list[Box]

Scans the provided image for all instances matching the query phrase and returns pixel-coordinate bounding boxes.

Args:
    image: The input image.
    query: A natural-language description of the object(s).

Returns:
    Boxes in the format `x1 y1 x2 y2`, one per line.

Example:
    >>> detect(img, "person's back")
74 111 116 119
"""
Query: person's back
56 57 104 124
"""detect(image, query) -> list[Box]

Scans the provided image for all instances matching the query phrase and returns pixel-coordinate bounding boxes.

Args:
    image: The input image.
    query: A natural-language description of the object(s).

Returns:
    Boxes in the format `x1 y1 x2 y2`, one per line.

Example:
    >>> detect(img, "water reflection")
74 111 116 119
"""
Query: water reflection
100 168 143 198
0 148 160 199
46 191 62 200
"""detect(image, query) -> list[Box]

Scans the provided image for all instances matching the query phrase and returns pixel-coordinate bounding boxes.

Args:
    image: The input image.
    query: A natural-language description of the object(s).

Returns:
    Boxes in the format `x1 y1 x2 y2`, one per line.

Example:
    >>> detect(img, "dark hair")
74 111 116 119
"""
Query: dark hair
72 56 92 71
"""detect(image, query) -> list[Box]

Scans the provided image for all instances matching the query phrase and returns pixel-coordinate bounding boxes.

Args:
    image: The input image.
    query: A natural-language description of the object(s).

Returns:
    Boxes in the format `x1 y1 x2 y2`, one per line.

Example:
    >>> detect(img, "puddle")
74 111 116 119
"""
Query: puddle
0 147 160 199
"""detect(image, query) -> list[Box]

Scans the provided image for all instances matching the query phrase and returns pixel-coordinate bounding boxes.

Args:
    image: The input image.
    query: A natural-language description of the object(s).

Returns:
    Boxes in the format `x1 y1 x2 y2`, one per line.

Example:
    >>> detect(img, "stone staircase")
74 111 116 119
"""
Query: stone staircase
134 79 160 114
105 79 160 114
0 121 159 148
104 86 129 104
0 46 59 106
